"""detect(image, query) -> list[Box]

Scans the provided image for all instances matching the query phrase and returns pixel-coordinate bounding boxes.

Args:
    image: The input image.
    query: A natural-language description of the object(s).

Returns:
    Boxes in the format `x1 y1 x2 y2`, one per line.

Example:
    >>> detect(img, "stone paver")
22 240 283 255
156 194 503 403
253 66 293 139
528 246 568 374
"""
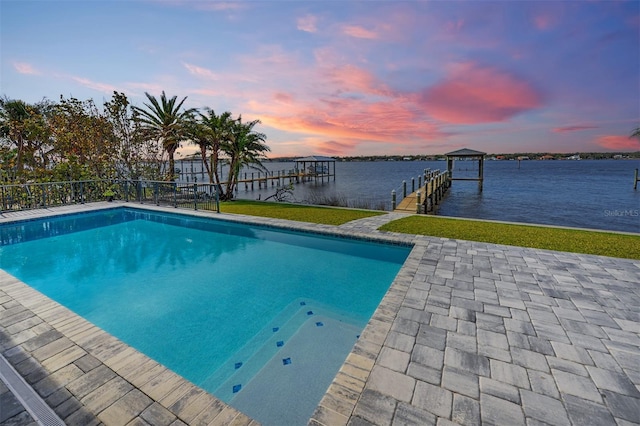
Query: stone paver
328 212 640 426
1 204 639 425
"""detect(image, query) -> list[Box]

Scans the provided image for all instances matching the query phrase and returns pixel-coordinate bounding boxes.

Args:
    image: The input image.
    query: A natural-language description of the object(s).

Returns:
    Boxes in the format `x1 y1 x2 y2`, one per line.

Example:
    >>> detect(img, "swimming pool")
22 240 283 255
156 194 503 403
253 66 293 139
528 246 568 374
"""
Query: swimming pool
0 207 411 425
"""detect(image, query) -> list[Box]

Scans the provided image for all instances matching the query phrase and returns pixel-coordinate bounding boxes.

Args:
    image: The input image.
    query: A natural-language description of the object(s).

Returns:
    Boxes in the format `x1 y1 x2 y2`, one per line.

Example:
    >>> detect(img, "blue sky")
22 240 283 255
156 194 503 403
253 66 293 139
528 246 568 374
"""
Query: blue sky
1 0 639 157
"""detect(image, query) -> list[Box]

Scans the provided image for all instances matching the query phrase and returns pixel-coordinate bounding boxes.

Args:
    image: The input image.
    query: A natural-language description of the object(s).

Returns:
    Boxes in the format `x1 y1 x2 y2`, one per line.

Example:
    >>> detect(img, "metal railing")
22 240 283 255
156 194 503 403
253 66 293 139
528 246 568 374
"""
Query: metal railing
1 180 111 212
133 181 220 212
0 180 220 213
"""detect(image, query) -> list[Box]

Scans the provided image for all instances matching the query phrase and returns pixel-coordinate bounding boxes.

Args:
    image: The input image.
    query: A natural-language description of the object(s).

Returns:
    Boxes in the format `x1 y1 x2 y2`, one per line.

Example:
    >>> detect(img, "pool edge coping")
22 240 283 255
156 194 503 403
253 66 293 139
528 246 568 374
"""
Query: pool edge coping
0 202 419 426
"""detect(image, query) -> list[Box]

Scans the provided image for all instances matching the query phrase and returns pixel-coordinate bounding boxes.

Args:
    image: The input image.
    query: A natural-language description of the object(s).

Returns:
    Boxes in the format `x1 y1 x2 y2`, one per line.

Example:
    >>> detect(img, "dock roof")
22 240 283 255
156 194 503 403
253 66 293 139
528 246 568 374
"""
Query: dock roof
294 156 336 162
445 148 486 156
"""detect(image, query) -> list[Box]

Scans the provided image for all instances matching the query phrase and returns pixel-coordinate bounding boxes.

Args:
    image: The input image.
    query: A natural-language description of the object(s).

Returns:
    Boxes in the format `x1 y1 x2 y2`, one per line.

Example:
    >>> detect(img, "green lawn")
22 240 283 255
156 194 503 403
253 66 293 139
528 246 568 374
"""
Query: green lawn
214 200 639 259
379 215 640 260
219 200 384 225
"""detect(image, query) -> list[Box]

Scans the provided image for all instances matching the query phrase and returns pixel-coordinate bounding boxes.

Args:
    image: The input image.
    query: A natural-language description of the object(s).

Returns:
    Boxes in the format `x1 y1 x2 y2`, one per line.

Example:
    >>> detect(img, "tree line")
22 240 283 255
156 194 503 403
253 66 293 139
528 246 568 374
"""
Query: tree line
0 91 269 200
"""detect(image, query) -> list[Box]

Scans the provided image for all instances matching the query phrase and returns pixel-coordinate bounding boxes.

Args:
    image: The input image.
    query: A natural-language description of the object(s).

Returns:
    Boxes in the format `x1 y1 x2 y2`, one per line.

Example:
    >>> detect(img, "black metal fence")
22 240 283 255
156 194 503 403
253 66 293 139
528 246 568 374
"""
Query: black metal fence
0 180 220 213
132 181 220 212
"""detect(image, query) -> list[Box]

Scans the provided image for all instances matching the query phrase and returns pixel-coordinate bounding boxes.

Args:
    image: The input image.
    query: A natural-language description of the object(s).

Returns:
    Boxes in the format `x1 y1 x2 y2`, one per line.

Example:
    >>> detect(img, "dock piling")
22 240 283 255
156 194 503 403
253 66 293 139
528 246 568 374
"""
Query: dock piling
393 169 450 214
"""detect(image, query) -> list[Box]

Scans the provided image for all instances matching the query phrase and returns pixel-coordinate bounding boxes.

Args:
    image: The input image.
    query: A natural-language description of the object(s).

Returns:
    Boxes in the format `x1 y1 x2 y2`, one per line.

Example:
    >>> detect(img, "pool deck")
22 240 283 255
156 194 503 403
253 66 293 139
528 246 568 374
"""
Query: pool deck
1 202 639 425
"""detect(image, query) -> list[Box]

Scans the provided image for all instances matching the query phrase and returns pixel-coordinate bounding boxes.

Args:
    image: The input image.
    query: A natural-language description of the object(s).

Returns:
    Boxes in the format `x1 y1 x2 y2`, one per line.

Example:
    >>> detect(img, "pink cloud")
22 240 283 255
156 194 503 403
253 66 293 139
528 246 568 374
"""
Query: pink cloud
184 63 219 80
226 49 452 156
126 82 164 93
273 92 294 103
445 19 465 34
342 25 378 39
533 14 555 30
13 62 39 75
238 45 298 73
553 125 598 133
71 76 119 94
419 63 543 124
189 1 247 12
204 2 245 11
256 94 443 145
321 64 391 96
314 140 359 155
182 43 451 156
596 135 640 151
297 14 318 33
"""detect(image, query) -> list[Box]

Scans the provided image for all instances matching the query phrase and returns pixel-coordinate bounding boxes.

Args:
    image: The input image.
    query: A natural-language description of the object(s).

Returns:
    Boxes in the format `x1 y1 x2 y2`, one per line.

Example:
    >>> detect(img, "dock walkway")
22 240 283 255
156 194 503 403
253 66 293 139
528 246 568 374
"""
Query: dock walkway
393 170 450 214
394 190 421 213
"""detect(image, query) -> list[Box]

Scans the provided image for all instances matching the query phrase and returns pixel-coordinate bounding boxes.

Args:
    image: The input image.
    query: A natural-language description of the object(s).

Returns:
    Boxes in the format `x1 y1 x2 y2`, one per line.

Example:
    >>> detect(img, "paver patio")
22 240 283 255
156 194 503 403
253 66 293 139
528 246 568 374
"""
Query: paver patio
1 203 639 425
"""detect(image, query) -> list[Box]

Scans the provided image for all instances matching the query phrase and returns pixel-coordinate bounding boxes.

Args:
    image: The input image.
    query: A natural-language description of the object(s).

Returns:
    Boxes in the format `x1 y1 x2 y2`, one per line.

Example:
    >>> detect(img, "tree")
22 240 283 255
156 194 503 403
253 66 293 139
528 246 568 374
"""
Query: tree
190 109 234 186
132 92 194 180
631 127 640 139
49 96 118 181
104 92 163 181
221 116 270 200
0 97 52 182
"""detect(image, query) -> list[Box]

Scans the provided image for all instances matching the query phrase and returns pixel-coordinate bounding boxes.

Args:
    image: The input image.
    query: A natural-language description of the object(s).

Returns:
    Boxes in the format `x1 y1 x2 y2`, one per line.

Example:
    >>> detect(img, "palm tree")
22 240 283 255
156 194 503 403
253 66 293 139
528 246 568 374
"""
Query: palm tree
221 116 270 200
133 92 194 180
190 109 234 187
631 127 640 139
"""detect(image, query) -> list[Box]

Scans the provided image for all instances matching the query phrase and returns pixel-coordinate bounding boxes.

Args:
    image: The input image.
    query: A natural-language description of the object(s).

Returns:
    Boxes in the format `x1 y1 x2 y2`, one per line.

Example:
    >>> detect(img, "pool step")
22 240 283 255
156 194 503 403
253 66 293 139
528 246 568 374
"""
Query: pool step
201 298 359 402
229 315 361 426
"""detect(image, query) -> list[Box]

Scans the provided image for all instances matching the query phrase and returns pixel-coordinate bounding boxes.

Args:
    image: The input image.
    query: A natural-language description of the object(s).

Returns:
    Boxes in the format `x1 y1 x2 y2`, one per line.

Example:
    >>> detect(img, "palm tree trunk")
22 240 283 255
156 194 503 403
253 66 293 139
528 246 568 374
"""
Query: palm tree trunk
167 145 177 181
199 144 213 183
223 158 238 200
212 149 221 185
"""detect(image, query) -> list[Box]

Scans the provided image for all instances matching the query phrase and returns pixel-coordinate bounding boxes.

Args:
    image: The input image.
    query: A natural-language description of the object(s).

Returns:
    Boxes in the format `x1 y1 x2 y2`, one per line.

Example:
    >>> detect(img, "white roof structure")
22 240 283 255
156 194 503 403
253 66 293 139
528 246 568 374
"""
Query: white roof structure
444 148 486 157
294 156 336 162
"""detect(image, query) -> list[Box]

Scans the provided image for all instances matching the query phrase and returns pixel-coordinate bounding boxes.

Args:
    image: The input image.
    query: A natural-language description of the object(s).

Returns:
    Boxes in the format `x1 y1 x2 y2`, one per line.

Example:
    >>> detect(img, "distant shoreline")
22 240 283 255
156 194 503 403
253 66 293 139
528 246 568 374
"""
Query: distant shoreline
265 152 640 162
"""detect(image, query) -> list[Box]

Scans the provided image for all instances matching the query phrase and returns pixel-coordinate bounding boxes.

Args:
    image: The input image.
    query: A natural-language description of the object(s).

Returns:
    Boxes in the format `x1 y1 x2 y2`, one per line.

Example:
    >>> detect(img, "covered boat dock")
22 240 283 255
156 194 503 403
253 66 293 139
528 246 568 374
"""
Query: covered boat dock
294 156 336 183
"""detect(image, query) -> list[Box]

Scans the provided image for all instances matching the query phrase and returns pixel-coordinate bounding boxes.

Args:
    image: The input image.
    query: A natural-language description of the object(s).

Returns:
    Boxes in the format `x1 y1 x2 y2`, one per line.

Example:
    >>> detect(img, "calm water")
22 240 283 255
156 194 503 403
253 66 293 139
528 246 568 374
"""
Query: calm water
0 208 409 425
234 159 640 233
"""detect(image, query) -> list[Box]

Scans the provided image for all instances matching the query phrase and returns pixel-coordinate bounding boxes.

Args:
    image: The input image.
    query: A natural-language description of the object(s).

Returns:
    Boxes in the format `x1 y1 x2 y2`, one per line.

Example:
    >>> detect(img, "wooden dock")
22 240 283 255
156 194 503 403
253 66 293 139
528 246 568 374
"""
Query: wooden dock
237 169 334 191
181 169 335 191
393 170 450 214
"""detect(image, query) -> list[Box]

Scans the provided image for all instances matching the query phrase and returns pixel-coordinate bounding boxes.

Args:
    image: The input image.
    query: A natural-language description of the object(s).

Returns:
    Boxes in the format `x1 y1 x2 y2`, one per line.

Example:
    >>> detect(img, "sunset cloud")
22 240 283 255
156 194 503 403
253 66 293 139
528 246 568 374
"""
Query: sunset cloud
184 63 219 80
191 1 247 12
445 19 465 34
342 25 378 39
229 47 450 156
256 94 443 146
273 92 294 103
126 82 165 94
553 125 598 133
13 62 39 75
71 76 119 94
533 14 555 30
419 63 543 124
314 140 359 155
320 64 391 96
297 14 318 33
596 135 640 151
3 1 636 157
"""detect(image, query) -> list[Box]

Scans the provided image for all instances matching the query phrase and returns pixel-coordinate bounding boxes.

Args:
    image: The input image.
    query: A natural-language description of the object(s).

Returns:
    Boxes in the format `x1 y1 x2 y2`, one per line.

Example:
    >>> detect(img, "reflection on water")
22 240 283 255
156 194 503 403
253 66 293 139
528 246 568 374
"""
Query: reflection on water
0 210 256 282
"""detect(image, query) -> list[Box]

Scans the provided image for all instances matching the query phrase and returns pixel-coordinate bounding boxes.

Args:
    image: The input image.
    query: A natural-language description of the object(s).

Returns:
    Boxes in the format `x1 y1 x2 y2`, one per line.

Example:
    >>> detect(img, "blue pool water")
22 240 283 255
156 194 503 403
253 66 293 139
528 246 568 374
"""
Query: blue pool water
0 208 411 425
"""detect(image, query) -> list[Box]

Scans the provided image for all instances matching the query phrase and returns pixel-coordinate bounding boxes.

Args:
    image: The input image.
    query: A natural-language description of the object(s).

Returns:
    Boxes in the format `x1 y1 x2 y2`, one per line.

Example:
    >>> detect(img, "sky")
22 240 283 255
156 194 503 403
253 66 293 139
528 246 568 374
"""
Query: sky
1 0 639 158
